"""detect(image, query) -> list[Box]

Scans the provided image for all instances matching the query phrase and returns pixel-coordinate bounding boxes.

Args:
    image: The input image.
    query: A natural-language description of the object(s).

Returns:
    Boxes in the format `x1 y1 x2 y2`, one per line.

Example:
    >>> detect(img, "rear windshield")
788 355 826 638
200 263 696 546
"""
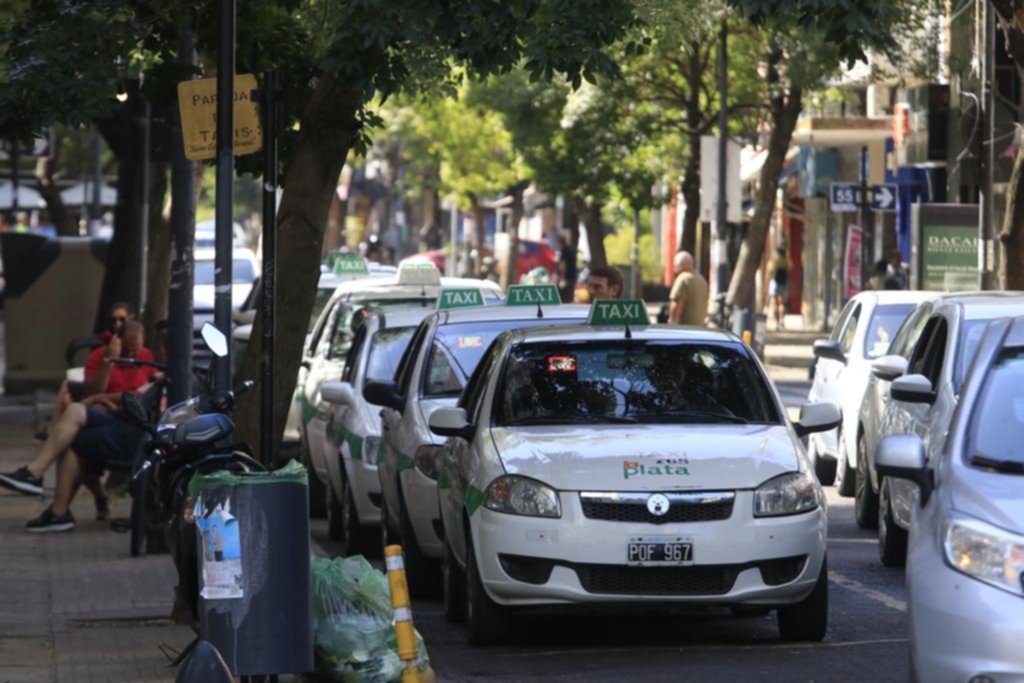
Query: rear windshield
494 341 780 426
864 304 915 359
366 327 417 384
969 348 1024 466
422 318 579 397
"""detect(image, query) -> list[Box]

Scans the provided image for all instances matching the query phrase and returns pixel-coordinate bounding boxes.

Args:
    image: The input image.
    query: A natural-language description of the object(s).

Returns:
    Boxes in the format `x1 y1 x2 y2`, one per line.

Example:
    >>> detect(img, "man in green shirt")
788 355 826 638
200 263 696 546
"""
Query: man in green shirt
668 251 709 326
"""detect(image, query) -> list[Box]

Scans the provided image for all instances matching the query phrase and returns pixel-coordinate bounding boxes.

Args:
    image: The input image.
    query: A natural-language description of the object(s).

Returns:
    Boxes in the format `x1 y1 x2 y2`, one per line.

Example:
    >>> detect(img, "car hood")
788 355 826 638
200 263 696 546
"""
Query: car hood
951 466 1024 536
490 424 799 491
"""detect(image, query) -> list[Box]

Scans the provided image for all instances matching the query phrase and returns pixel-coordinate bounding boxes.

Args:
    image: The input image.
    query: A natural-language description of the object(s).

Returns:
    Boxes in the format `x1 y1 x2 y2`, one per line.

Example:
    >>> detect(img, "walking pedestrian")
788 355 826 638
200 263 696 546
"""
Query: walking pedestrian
668 252 709 326
768 247 791 330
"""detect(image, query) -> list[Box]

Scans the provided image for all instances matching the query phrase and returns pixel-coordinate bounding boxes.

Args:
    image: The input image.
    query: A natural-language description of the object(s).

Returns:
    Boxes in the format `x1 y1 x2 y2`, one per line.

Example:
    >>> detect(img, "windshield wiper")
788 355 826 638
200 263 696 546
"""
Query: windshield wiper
970 454 1024 474
634 410 749 425
502 415 638 426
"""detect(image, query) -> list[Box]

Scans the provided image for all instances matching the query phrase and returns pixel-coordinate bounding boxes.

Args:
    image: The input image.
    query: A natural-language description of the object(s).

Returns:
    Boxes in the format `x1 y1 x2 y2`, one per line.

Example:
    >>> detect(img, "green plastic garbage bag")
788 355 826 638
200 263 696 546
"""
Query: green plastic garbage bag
306 555 430 683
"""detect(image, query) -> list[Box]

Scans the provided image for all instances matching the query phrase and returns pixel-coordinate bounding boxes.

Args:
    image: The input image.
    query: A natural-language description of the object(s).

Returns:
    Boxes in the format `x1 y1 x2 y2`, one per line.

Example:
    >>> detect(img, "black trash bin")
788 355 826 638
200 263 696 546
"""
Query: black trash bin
188 460 314 676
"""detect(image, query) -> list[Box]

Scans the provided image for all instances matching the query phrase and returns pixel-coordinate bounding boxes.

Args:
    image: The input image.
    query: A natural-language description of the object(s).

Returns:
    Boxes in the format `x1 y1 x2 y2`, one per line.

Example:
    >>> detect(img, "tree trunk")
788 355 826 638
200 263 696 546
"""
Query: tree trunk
233 74 363 462
142 162 171 334
726 73 802 310
35 140 76 237
999 143 1024 289
680 139 701 257
501 185 524 289
573 195 607 267
94 149 143 329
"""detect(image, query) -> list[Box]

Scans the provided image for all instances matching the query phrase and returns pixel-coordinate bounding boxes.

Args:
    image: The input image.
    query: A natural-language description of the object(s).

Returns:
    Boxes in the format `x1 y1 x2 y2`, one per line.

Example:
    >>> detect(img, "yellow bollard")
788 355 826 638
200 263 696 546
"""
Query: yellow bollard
742 329 753 346
385 545 421 683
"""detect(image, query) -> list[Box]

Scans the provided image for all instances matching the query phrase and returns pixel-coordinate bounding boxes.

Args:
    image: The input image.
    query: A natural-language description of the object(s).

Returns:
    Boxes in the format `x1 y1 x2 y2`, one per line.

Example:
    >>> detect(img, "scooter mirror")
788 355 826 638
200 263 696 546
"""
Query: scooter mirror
122 392 148 425
201 323 229 358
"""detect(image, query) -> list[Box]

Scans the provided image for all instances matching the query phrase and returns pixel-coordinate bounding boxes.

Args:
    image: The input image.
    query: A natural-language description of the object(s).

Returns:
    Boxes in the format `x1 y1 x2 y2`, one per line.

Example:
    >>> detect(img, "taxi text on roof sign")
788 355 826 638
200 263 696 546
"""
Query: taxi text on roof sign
177 74 262 161
587 299 650 326
506 284 561 306
397 261 442 286
332 254 369 276
438 288 484 309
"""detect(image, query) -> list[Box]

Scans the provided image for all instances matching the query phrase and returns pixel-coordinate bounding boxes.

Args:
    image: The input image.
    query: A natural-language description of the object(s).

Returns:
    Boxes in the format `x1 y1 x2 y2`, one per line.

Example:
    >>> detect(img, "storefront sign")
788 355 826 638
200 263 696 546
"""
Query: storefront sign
911 204 979 292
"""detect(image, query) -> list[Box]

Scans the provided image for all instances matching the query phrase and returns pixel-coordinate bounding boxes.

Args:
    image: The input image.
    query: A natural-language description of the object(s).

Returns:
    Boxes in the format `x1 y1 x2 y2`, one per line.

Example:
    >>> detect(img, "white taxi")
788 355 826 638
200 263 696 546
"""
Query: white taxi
298 262 502 513
313 307 434 555
430 300 840 645
364 285 591 594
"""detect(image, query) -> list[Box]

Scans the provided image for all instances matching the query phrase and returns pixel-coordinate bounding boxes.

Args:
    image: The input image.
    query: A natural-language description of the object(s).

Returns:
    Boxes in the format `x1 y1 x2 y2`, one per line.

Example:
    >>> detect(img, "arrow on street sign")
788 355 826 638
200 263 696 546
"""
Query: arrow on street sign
830 182 861 213
870 183 898 212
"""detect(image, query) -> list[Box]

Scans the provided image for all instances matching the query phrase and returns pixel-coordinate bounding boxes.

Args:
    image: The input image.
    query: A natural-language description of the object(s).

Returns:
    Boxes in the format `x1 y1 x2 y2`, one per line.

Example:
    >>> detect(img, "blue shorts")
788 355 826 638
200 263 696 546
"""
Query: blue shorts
71 407 143 468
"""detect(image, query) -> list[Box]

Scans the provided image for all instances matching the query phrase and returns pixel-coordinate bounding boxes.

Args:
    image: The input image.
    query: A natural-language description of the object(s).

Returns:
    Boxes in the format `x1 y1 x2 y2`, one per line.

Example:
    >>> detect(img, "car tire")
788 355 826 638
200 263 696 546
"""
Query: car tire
443 540 466 623
810 439 837 486
854 433 879 530
397 490 440 598
465 535 511 646
834 432 856 498
292 441 326 518
327 474 375 556
878 479 908 567
776 557 828 642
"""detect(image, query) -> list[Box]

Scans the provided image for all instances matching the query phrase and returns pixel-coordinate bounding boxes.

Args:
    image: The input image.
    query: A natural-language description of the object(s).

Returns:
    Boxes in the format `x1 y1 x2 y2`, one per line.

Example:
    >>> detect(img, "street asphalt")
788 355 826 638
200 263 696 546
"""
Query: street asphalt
314 378 914 683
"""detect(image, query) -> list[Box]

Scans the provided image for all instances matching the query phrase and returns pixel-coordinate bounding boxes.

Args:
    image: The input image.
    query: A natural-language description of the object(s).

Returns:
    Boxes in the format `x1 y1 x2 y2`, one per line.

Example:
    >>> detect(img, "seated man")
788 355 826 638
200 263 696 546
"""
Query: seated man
0 322 157 519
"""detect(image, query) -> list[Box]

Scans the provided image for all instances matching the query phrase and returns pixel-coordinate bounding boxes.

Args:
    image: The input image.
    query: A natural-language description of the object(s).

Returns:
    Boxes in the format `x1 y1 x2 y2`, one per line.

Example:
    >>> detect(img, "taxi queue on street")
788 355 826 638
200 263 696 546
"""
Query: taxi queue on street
294 256 1023 678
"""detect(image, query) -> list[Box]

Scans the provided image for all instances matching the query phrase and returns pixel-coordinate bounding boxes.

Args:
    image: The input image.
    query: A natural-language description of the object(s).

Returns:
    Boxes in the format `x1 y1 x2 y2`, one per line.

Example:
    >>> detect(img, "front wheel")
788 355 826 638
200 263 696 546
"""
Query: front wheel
465 536 511 646
854 434 879 530
327 472 375 557
777 557 828 642
834 433 855 497
878 480 908 567
811 439 837 486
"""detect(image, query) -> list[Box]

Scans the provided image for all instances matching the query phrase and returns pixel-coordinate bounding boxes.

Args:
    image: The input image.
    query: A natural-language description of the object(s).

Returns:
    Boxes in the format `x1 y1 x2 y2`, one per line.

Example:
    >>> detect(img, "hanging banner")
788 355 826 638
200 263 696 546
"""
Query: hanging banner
844 224 863 300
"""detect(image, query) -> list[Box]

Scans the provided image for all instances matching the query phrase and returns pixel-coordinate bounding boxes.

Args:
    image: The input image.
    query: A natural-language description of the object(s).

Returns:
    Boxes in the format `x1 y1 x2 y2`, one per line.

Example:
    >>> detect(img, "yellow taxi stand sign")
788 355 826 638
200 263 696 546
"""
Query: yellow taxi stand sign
384 545 422 683
177 73 262 161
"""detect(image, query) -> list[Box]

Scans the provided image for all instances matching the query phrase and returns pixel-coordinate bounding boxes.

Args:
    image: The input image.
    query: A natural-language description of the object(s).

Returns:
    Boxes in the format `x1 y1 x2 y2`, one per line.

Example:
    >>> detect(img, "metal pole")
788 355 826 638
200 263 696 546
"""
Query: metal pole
260 70 279 467
979 2 997 290
859 146 869 290
140 100 152 318
11 142 19 215
168 24 197 405
92 134 102 233
714 21 729 299
448 200 457 277
214 0 236 390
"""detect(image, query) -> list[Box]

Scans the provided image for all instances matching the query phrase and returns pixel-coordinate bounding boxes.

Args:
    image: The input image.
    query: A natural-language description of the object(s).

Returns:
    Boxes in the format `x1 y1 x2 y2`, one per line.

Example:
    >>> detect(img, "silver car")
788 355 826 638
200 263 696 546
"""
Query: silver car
876 316 1024 682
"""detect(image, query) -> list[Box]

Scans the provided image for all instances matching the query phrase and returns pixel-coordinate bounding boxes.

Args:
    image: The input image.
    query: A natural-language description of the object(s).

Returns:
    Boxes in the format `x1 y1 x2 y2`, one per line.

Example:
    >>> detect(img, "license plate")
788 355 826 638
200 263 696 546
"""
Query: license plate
627 536 693 566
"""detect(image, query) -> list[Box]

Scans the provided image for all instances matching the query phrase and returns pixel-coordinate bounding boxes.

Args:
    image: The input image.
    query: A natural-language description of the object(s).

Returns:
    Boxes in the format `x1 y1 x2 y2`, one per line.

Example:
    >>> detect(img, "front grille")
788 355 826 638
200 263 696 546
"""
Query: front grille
574 564 740 596
580 491 734 525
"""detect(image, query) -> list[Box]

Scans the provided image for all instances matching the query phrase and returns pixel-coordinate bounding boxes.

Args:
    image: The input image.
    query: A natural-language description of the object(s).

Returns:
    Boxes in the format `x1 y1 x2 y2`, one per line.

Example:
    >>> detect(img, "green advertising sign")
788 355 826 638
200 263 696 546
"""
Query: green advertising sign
506 284 561 306
332 254 370 276
587 299 650 326
437 288 484 309
921 225 978 292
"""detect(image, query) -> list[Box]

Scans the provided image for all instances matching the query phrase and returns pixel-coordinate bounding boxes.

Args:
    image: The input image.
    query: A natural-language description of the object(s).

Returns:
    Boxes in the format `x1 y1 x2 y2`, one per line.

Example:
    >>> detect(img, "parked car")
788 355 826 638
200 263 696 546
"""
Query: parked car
875 315 1024 682
194 219 247 249
807 291 930 494
192 248 260 363
865 292 1024 566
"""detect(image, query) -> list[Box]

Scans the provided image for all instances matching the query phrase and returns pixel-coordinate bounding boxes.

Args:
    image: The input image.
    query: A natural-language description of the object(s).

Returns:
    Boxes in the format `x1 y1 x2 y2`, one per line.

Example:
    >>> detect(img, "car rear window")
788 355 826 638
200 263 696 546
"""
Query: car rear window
494 341 780 426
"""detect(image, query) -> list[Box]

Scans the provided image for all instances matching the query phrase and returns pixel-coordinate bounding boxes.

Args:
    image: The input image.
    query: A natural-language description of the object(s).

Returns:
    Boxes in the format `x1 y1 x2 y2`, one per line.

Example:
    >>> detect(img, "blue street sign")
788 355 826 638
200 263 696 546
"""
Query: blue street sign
870 183 898 212
830 183 861 213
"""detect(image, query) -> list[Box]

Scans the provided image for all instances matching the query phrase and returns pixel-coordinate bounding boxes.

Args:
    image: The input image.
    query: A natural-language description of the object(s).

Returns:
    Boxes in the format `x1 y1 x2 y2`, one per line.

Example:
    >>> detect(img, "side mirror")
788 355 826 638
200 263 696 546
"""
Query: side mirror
876 434 933 505
794 402 841 438
890 374 936 404
812 339 847 364
871 355 908 382
122 392 149 426
428 407 473 439
322 381 356 406
363 381 405 413
201 322 229 358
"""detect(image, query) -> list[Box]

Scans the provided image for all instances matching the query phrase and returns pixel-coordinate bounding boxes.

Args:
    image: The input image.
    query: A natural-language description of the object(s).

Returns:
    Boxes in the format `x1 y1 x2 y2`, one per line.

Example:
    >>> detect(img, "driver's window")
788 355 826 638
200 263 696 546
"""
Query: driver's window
889 306 929 358
424 342 462 395
830 301 856 341
308 299 339 356
920 320 948 386
328 304 358 359
460 341 502 421
908 317 939 377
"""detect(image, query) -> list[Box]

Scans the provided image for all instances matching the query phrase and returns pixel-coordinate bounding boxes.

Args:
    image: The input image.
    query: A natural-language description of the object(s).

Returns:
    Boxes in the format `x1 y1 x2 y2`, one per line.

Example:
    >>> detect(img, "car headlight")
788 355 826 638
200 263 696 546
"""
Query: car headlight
753 471 821 517
363 436 381 466
484 475 561 518
414 445 441 479
943 516 1024 596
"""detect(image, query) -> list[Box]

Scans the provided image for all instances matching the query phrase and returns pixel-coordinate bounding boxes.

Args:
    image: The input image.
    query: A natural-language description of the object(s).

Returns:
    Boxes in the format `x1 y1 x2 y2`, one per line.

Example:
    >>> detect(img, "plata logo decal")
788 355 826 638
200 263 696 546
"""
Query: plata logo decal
623 459 690 479
646 493 670 516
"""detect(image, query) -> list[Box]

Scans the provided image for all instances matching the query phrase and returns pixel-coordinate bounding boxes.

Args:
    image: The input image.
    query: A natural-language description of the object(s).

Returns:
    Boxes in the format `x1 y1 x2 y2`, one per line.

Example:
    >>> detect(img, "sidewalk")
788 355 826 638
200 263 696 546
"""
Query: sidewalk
0 424 193 683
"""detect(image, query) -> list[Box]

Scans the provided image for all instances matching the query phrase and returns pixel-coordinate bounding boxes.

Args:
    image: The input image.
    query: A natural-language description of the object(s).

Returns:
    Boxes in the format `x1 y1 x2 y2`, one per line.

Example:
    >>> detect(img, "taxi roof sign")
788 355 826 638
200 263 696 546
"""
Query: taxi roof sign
438 288 485 309
587 299 650 326
397 261 442 287
331 254 370 276
506 284 560 306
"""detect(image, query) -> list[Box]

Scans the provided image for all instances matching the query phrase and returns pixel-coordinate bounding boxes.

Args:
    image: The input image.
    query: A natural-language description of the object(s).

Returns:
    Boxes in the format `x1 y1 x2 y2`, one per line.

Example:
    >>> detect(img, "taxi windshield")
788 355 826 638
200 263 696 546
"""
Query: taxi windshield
423 318 579 397
366 327 417 384
494 341 780 426
968 347 1024 469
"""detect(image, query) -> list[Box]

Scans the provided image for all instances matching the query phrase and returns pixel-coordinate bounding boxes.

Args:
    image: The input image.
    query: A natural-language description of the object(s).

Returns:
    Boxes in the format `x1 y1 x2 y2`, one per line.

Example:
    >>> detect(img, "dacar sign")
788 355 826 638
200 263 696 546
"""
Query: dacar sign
588 299 650 326
437 288 484 309
506 284 560 306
